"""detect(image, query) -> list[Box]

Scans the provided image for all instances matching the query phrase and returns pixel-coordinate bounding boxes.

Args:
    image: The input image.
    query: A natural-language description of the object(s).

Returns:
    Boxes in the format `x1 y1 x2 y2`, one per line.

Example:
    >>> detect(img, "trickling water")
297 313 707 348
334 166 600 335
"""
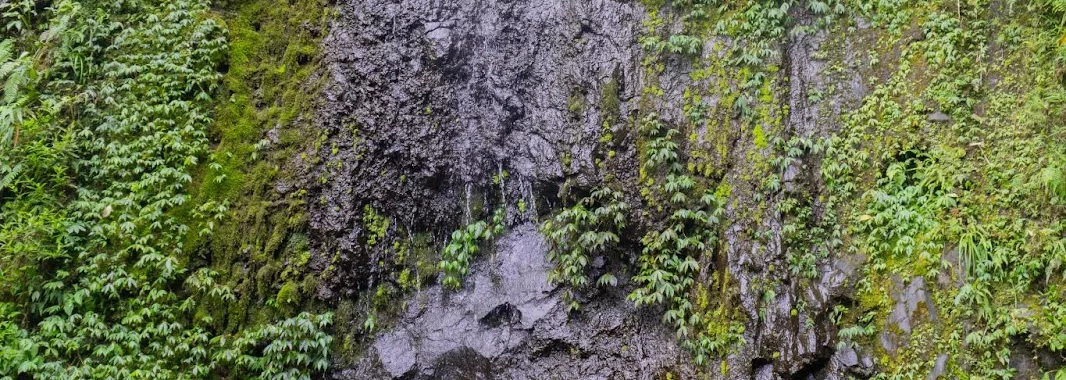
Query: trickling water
497 162 506 206
343 224 692 379
523 179 537 221
465 182 473 225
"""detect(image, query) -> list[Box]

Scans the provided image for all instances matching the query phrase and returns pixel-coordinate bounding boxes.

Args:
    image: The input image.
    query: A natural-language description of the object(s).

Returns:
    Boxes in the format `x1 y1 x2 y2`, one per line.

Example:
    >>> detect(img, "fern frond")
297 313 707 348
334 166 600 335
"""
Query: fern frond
0 40 13 65
0 61 14 79
1038 157 1066 201
0 163 21 189
3 67 23 103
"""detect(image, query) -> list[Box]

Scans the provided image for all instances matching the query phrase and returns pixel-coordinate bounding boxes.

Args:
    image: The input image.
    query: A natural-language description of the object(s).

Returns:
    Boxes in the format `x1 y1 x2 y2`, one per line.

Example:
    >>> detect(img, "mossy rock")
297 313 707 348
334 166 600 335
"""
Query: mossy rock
277 281 302 307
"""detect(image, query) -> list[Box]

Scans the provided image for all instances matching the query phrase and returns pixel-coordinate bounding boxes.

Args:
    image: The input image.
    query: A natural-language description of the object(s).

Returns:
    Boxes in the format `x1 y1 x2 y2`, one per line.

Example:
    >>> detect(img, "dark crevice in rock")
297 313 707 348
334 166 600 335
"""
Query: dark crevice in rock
431 347 494 380
752 357 774 380
530 339 575 360
479 303 522 328
788 346 833 380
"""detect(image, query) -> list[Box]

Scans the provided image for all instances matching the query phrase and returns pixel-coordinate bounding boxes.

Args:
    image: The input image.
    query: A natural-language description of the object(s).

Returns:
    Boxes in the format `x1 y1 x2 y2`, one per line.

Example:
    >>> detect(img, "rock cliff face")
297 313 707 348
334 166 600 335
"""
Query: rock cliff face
306 0 1063 379
309 0 878 378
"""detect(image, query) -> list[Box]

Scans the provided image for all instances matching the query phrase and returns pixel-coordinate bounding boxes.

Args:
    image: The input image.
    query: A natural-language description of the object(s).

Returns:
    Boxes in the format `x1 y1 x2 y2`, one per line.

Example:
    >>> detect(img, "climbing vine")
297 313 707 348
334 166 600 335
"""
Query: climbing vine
629 113 733 365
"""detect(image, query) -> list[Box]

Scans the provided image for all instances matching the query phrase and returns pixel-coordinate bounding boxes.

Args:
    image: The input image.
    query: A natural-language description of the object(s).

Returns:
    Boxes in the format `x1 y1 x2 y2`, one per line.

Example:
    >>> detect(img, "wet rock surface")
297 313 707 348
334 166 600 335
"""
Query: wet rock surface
333 224 693 379
314 0 880 378
310 0 644 293
716 16 873 380
878 276 938 355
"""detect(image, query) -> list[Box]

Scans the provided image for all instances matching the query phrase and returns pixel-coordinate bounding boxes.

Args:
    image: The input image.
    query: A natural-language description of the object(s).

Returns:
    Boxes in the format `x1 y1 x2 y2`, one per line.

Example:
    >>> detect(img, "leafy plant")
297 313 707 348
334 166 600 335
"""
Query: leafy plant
629 113 729 363
0 38 34 146
439 208 505 289
541 187 629 312
770 135 843 280
213 312 334 379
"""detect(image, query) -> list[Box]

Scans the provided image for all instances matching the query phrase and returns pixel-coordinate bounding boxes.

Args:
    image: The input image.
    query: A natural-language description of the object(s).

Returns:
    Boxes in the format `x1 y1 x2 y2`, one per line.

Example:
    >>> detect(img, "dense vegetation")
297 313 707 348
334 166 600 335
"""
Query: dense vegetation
824 1 1066 377
0 0 331 378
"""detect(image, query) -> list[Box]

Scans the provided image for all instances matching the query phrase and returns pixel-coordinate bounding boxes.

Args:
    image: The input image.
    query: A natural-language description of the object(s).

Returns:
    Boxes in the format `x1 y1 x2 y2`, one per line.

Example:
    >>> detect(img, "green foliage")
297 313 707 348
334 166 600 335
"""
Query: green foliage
1044 368 1066 380
363 205 390 246
0 39 33 145
689 275 746 366
214 312 334 379
568 89 585 119
188 0 333 333
439 208 505 289
633 0 1066 376
600 77 622 125
715 1 793 67
768 135 846 279
836 311 877 349
815 0 1066 377
541 187 629 312
1039 154 1066 204
642 0 840 119
858 157 953 278
277 281 302 307
629 113 731 364
0 0 332 378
